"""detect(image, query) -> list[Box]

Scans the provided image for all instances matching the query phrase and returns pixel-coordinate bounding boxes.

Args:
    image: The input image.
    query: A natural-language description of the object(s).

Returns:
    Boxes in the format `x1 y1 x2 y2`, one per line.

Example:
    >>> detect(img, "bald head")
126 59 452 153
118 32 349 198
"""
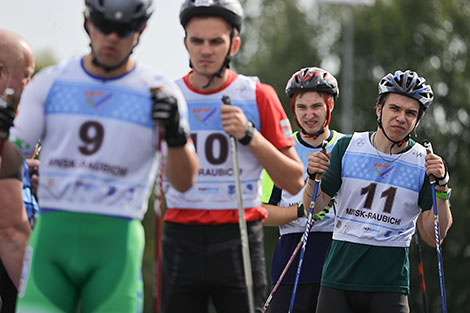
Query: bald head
0 29 35 97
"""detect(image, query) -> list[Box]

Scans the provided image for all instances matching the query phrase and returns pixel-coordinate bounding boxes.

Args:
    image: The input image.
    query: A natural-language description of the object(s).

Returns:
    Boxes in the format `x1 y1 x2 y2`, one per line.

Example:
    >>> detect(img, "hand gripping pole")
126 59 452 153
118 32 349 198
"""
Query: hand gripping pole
288 140 328 313
422 140 447 313
222 95 255 313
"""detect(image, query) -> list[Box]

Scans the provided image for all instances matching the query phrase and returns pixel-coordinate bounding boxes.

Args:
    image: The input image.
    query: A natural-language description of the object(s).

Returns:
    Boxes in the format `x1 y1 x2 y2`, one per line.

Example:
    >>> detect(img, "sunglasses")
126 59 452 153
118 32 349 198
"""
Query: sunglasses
87 9 144 38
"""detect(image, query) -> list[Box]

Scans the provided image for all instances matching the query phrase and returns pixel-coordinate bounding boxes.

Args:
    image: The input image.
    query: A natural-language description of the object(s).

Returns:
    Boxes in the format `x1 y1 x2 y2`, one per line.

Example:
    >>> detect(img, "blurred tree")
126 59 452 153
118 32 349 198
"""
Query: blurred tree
33 49 57 74
234 0 470 312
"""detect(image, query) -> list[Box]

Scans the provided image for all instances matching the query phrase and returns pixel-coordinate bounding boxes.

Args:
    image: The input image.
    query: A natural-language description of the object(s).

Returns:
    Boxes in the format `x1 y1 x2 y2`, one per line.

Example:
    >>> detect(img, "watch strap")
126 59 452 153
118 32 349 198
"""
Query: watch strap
239 121 255 145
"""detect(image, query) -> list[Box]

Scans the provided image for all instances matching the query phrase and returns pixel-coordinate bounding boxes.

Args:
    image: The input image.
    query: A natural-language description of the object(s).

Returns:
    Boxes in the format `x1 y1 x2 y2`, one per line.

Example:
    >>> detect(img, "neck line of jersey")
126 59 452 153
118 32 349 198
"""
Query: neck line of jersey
80 56 137 82
183 69 238 95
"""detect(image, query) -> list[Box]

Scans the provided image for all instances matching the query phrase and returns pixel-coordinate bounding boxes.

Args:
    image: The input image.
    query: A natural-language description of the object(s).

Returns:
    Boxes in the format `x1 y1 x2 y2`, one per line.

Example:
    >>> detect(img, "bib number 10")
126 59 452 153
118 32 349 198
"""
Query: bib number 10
191 133 229 165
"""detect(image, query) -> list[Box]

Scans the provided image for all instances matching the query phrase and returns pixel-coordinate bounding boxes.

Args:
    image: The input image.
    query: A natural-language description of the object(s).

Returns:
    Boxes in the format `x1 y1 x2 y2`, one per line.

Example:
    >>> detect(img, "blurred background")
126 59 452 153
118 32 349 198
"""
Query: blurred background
3 0 469 312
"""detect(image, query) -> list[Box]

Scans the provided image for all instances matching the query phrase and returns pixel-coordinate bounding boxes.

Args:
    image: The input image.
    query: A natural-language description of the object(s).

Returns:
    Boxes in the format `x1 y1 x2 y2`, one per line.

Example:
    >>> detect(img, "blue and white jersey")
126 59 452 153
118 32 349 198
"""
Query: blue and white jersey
263 131 345 235
164 74 264 210
9 57 188 220
334 131 427 247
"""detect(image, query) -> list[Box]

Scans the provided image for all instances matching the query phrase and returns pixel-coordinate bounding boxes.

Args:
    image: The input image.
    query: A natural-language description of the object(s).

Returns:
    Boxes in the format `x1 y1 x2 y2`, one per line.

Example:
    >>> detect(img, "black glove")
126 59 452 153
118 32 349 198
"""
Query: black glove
151 91 188 148
0 96 16 135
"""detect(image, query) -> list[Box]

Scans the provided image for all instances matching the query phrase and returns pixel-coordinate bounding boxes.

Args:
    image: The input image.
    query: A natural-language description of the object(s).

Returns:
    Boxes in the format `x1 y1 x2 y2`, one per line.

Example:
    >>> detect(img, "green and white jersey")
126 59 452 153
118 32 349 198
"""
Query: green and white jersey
334 131 427 247
320 132 433 293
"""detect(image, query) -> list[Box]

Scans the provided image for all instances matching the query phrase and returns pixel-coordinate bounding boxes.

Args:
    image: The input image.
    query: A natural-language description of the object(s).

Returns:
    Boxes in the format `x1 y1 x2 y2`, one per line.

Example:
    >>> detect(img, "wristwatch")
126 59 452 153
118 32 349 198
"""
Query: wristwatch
436 188 451 200
239 121 255 145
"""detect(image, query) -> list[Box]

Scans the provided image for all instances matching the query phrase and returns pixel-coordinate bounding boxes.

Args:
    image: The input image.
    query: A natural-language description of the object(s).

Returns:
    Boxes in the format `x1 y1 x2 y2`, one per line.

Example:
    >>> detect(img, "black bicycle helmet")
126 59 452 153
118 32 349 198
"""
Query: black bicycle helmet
179 0 243 32
378 70 433 110
84 0 153 72
85 0 153 34
286 67 339 139
376 70 433 148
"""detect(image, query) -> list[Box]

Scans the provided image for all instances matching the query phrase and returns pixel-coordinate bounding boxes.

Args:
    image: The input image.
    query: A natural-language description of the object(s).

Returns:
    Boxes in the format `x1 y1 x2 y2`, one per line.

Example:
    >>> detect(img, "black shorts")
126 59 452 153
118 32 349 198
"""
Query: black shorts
316 286 409 313
266 283 320 313
162 221 267 313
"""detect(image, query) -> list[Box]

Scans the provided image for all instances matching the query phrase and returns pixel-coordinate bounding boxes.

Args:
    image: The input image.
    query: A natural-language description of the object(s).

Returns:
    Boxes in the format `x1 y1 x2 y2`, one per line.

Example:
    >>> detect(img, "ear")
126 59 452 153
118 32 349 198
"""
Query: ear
329 97 335 112
376 103 382 117
230 36 241 56
183 36 189 52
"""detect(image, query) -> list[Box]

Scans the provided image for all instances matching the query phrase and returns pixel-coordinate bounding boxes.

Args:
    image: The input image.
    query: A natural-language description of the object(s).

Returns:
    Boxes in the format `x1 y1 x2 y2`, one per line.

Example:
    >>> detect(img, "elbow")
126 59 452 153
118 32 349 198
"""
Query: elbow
283 167 305 195
172 176 195 193
283 177 305 195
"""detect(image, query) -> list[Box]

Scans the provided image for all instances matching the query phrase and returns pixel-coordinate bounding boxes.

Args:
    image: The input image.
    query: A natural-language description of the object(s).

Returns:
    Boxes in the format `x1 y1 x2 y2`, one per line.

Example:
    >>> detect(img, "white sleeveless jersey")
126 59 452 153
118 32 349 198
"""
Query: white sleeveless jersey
333 132 426 247
163 74 263 210
9 57 189 220
278 131 345 236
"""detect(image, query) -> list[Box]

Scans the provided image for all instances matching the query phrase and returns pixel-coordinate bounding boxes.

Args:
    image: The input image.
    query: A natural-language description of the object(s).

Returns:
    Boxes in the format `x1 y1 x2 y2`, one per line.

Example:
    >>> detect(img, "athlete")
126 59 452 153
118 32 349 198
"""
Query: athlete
303 70 453 313
0 0 198 312
0 29 35 313
262 67 344 313
161 1 304 312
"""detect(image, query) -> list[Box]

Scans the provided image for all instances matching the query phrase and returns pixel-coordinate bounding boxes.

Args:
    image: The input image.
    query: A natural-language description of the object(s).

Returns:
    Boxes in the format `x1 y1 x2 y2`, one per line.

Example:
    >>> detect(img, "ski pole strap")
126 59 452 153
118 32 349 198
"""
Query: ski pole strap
297 203 330 219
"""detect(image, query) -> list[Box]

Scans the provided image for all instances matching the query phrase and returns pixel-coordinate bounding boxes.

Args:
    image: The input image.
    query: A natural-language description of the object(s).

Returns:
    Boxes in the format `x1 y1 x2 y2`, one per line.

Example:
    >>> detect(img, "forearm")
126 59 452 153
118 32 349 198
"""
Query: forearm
262 203 298 226
417 213 436 247
165 144 199 193
422 196 453 242
248 131 304 195
303 178 331 215
0 141 23 178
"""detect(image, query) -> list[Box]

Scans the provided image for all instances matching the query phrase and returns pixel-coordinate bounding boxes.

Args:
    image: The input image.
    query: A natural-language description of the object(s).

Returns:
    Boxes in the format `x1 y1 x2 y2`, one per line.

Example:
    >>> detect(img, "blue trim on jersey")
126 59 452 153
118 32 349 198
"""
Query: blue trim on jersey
342 151 425 192
45 80 154 128
80 57 137 81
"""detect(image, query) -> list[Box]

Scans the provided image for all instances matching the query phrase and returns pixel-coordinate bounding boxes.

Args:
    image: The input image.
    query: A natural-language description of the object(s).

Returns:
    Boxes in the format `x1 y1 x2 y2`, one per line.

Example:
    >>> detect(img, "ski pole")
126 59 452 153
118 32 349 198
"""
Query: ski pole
422 140 447 313
262 207 329 313
414 232 429 313
288 140 328 313
222 95 255 313
150 87 166 313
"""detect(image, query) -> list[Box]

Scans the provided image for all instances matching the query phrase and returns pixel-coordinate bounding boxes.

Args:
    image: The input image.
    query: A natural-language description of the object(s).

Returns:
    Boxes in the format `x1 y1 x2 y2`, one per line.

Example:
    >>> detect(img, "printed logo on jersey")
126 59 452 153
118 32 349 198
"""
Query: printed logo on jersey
193 106 218 126
84 90 113 109
280 119 292 138
413 150 424 158
357 138 366 146
374 162 394 178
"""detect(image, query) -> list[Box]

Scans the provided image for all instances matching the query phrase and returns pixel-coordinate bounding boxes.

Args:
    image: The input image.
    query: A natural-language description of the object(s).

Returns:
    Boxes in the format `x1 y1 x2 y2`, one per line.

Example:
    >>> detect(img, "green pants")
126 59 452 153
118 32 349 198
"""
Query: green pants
16 211 144 313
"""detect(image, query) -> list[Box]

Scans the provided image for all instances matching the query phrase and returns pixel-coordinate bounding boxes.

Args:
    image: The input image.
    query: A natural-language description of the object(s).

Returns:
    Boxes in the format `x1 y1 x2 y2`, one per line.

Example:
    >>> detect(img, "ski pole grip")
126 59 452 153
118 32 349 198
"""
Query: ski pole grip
150 87 165 130
314 140 328 181
222 95 231 106
423 140 436 184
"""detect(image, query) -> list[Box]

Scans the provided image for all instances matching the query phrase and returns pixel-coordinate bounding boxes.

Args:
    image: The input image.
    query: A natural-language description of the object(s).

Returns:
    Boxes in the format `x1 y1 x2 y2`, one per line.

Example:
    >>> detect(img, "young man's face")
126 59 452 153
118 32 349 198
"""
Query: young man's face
184 16 239 78
86 19 140 69
294 91 331 135
377 93 421 141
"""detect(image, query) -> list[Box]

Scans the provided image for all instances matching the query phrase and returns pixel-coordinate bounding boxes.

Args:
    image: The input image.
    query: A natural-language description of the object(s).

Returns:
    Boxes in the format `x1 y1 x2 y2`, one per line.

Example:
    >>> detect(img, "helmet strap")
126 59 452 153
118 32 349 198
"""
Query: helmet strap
376 103 423 153
202 28 234 89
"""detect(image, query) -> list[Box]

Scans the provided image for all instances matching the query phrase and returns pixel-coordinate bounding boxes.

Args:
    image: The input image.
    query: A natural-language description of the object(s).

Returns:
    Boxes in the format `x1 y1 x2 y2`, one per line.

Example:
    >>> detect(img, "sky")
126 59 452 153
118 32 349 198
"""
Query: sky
1 0 190 80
